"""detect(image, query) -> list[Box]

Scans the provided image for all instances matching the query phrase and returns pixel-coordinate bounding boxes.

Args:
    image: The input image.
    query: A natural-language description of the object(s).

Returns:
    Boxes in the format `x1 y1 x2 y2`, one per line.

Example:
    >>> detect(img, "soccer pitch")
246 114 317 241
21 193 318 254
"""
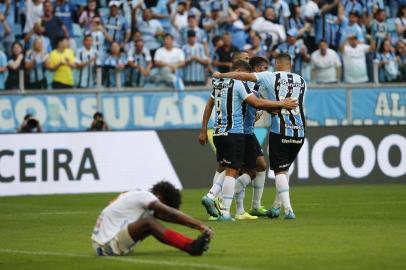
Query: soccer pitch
1 185 405 270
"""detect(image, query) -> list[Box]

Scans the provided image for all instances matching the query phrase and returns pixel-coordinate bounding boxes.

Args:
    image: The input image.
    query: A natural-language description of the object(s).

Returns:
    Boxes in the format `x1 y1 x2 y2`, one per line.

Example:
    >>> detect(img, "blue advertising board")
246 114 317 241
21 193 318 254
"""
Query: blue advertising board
0 88 405 133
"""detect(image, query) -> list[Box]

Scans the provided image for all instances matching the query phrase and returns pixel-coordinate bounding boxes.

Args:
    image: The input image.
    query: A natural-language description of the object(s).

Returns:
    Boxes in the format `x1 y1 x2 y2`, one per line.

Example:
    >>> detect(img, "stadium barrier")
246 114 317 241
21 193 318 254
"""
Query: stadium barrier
0 86 405 133
0 126 404 196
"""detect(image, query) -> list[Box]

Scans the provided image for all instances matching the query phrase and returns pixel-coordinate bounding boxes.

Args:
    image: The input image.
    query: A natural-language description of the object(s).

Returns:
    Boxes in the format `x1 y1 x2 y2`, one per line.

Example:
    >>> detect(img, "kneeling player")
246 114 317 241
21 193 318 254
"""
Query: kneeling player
91 181 212 256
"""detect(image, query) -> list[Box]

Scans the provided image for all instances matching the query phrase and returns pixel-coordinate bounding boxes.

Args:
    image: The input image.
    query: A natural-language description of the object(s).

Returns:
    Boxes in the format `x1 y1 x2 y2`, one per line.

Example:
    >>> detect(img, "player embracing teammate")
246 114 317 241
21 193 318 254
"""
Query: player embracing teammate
200 53 306 221
199 53 299 221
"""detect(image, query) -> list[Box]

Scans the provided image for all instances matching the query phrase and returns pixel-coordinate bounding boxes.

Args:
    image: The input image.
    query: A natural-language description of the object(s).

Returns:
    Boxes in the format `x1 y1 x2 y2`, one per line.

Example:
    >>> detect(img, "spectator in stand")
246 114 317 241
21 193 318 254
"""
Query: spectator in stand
311 39 342 83
275 28 310 75
54 0 76 48
213 32 239 73
341 34 375 83
228 5 251 50
287 4 311 39
314 3 341 50
24 22 52 53
182 30 210 86
376 40 399 82
105 1 130 48
0 49 7 90
104 41 127 88
89 16 108 66
396 5 406 43
262 0 291 25
251 7 286 49
153 33 185 87
370 9 389 51
78 0 99 31
151 0 172 34
396 40 406 80
171 0 189 33
127 38 152 87
180 14 208 55
23 0 43 34
202 2 231 47
339 11 365 45
0 4 11 51
25 38 48 89
46 36 75 89
246 31 267 58
136 8 163 59
302 0 321 52
5 41 24 90
75 34 98 88
341 0 363 17
41 0 69 49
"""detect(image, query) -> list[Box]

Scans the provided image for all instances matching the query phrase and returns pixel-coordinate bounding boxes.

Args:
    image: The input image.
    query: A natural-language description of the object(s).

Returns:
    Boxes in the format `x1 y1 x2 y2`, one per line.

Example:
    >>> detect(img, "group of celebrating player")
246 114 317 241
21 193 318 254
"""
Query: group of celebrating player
199 51 306 222
89 51 306 258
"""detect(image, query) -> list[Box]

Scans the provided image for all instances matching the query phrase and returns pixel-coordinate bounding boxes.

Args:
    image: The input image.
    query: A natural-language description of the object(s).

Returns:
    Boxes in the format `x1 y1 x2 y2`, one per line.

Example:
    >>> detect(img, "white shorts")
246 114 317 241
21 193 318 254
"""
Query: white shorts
92 229 139 256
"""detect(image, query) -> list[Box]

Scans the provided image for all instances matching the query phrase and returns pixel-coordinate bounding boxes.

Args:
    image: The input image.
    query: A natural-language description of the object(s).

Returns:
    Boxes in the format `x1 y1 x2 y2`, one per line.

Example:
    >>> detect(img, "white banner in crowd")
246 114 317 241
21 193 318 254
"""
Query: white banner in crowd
0 131 181 196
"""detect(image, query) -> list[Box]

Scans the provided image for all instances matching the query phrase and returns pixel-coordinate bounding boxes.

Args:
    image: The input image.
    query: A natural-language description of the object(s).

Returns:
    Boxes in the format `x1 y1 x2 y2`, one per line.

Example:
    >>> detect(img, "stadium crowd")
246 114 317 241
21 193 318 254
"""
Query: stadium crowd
1 0 406 91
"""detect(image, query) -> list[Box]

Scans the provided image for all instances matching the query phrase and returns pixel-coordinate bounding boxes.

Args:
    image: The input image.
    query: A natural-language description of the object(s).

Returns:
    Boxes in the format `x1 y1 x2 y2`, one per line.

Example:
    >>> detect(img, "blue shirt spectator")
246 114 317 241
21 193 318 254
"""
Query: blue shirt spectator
341 0 363 17
104 42 127 88
182 30 209 85
340 12 365 45
0 49 7 90
136 8 163 52
54 0 76 37
25 38 48 89
127 39 152 87
263 0 291 25
75 35 98 88
371 9 389 51
315 13 341 49
104 1 130 46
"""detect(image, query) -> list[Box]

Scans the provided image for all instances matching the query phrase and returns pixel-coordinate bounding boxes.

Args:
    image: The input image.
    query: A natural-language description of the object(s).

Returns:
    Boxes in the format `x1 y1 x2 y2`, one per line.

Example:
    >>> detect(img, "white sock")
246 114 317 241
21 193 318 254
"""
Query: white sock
221 176 236 217
275 173 292 214
207 171 226 200
234 174 251 215
251 171 266 209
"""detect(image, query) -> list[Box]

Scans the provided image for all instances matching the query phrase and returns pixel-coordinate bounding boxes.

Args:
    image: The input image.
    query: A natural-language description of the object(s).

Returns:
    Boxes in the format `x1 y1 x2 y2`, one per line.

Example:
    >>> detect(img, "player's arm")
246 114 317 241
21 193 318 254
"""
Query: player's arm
149 201 212 235
198 97 214 146
213 71 257 82
245 95 298 110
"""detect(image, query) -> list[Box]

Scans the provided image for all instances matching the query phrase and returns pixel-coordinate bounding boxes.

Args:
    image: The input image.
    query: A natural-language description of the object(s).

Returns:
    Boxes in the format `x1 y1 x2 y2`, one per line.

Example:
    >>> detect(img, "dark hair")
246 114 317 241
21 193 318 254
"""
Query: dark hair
231 50 248 63
84 33 92 39
232 60 252 72
163 33 173 39
151 181 181 209
275 53 291 64
398 5 406 17
24 114 33 121
249 56 269 69
55 36 67 46
93 111 103 120
319 39 328 45
376 9 385 16
212 35 222 46
11 41 24 57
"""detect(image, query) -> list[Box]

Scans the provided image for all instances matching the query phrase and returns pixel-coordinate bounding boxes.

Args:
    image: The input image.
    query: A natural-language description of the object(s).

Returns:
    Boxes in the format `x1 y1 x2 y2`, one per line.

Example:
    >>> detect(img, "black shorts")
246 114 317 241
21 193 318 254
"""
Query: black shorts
243 134 264 169
213 133 245 169
268 132 304 173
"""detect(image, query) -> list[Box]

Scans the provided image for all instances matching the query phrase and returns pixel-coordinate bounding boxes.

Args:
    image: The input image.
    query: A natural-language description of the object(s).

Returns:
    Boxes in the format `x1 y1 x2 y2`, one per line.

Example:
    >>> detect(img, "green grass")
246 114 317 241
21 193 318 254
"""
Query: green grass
1 185 406 270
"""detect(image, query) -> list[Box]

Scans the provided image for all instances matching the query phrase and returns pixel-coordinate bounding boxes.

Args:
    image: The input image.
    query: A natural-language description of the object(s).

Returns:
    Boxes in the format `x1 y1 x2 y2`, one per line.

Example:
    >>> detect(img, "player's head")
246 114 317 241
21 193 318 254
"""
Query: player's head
274 53 292 72
231 50 249 64
249 56 269 72
232 60 252 72
151 181 181 209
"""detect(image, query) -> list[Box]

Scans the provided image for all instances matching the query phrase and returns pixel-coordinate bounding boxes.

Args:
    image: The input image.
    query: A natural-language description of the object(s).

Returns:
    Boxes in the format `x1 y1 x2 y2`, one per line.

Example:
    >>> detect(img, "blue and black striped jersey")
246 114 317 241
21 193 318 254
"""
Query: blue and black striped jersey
211 78 253 135
255 71 307 138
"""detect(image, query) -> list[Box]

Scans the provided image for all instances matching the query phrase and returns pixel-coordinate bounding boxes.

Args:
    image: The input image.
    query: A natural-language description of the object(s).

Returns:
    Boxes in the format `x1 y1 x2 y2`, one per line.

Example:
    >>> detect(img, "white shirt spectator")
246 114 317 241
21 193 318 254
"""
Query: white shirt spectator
24 0 44 33
311 48 342 83
154 46 185 66
343 43 370 83
251 17 286 46
302 0 319 20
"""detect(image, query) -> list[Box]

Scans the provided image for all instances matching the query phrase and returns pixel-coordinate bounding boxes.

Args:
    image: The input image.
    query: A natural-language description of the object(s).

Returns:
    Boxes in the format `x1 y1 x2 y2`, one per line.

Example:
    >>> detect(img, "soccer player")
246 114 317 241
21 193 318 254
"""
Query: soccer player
234 57 271 219
213 53 307 220
91 181 212 256
201 60 298 221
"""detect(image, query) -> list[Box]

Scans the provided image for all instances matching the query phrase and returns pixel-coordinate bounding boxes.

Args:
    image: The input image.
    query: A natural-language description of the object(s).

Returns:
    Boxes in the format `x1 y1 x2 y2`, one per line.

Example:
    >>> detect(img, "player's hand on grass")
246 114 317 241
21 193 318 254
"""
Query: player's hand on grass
281 97 298 109
198 130 208 145
199 224 213 238
212 72 221 78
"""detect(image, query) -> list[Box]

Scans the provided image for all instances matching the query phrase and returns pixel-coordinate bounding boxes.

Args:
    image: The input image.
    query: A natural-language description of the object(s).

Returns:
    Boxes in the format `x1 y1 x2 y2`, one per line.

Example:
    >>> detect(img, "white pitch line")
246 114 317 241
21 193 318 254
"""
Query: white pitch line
296 201 406 207
0 249 255 270
0 211 90 217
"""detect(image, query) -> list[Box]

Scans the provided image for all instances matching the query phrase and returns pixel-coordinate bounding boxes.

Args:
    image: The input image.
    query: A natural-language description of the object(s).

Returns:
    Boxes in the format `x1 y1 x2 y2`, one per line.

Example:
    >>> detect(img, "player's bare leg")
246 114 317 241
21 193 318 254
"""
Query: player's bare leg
124 217 210 256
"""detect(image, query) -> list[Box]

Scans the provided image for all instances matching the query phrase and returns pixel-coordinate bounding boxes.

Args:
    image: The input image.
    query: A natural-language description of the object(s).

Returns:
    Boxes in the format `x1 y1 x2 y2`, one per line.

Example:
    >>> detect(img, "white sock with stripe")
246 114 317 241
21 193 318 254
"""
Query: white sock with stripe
251 171 266 209
275 173 292 214
221 176 236 217
207 171 226 200
234 174 251 215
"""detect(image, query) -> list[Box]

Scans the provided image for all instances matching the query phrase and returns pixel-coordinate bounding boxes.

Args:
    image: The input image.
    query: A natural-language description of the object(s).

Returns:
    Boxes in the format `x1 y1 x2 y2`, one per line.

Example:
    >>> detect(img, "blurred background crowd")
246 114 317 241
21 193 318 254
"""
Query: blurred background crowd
1 0 406 91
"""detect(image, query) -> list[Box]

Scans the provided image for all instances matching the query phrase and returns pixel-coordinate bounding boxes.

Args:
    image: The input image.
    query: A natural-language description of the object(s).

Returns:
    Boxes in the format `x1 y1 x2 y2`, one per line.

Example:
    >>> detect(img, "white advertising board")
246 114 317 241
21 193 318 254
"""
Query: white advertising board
0 131 181 196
